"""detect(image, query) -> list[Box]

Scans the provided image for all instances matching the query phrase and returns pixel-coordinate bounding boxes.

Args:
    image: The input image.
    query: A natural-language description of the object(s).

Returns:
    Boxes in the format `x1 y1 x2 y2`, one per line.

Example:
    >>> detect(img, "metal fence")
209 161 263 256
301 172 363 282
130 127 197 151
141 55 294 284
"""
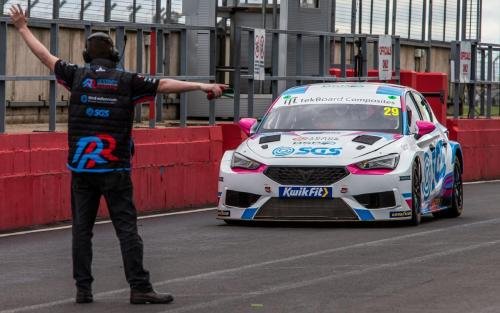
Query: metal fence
224 0 481 42
231 26 401 121
450 41 500 118
0 16 218 133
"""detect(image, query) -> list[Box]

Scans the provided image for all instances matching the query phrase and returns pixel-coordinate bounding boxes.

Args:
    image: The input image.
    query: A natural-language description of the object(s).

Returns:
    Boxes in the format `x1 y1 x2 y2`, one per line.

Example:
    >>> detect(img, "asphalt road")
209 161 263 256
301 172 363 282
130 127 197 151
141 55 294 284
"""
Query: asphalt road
1 181 500 313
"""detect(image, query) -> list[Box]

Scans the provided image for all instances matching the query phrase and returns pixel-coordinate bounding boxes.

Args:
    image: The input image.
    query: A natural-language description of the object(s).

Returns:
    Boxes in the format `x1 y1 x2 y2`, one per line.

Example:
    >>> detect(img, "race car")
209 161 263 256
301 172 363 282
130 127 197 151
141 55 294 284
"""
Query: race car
217 83 463 225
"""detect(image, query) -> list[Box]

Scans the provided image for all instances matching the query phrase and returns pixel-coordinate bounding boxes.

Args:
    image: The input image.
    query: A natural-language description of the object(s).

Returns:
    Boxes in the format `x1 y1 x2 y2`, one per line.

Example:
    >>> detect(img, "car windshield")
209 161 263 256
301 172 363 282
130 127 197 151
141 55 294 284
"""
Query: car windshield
259 103 402 133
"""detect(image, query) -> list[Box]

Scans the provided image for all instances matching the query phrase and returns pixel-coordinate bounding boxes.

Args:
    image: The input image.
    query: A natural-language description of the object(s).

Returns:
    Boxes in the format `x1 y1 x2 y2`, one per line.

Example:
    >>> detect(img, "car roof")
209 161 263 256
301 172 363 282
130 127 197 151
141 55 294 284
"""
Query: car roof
274 82 408 109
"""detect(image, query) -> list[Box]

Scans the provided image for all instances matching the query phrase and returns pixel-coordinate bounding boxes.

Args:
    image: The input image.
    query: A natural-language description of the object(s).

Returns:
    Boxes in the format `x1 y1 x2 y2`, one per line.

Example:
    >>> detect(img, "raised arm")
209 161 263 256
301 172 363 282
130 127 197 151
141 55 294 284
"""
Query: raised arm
9 5 58 72
157 78 227 99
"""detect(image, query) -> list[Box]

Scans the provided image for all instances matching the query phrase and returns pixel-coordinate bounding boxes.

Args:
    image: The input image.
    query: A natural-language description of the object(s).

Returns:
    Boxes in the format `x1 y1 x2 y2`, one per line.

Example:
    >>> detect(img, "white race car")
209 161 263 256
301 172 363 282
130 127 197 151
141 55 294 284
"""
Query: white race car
217 83 463 225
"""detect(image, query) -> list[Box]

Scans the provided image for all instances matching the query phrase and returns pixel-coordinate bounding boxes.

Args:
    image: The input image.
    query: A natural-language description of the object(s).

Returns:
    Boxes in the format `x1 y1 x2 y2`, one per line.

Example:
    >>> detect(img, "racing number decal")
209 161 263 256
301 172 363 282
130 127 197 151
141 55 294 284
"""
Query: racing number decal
384 107 399 116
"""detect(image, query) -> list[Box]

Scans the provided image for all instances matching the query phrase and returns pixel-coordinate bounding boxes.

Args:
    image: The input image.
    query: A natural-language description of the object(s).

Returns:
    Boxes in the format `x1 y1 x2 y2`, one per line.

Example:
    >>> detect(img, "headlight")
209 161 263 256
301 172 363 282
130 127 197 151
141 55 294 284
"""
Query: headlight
356 153 400 170
231 152 262 170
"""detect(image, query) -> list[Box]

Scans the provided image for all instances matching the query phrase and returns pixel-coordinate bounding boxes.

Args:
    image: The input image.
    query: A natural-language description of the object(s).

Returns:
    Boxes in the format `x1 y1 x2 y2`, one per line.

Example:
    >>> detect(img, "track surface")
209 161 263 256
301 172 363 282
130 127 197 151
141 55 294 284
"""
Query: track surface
1 182 500 313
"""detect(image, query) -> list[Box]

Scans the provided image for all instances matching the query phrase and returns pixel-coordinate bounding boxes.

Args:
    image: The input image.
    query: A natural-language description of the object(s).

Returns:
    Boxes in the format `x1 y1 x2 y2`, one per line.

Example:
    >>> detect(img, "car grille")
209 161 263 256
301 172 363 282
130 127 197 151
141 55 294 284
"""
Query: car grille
353 191 396 209
225 190 260 208
254 198 358 221
264 166 349 185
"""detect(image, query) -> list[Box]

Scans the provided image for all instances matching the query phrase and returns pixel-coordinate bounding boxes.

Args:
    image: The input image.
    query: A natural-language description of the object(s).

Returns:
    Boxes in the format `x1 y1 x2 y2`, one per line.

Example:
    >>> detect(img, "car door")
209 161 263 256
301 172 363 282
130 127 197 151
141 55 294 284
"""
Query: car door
410 91 447 208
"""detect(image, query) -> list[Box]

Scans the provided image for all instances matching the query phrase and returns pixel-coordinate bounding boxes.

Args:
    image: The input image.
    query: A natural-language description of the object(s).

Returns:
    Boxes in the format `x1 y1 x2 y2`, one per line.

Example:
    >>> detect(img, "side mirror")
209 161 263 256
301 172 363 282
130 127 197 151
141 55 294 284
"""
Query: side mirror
415 120 436 139
238 118 258 136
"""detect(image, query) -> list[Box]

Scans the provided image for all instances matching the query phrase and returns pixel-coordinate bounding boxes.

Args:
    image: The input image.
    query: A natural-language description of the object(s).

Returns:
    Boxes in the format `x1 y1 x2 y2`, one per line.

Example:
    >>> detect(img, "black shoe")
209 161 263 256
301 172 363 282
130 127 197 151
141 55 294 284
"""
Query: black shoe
130 289 174 304
76 290 93 304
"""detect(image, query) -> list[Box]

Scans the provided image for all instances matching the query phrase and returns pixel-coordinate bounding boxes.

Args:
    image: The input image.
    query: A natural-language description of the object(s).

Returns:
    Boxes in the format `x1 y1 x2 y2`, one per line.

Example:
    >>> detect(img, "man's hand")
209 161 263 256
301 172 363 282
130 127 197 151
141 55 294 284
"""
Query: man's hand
201 83 228 100
8 4 58 72
9 4 28 30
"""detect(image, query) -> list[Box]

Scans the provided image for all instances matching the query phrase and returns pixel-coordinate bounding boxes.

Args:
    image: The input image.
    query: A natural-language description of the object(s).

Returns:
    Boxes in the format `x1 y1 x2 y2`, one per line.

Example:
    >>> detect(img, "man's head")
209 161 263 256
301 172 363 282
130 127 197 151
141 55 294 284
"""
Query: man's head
82 32 120 63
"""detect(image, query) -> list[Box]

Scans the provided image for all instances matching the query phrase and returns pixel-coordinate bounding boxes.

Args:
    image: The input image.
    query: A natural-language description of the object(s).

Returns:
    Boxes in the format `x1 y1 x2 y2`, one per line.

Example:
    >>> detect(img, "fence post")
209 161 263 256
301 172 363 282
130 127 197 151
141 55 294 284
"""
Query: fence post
394 36 400 84
209 28 217 124
247 29 255 118
179 28 188 127
468 41 477 118
340 36 346 78
135 29 143 122
233 27 241 122
271 30 279 100
156 28 164 122
49 23 59 132
452 41 460 118
0 21 6 134
296 33 303 86
486 45 492 118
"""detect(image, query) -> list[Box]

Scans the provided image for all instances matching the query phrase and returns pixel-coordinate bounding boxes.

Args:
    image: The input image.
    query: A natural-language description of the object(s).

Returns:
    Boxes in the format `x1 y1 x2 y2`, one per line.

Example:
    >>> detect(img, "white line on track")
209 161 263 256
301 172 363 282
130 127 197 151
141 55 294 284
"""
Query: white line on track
463 179 500 185
0 207 217 238
2 217 500 313
159 239 500 313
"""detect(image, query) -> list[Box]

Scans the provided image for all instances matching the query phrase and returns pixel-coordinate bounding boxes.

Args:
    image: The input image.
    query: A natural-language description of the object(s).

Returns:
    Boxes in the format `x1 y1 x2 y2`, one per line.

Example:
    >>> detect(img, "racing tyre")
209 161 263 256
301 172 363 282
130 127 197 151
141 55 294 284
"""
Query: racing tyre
434 161 463 218
409 162 422 226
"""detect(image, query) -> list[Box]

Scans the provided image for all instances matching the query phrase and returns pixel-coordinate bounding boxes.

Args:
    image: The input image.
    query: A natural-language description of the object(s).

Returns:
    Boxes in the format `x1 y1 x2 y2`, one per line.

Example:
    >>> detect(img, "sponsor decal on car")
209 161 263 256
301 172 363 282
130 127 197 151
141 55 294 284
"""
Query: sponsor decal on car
292 136 337 145
279 186 333 198
272 146 342 157
295 147 342 156
390 211 412 218
272 146 295 156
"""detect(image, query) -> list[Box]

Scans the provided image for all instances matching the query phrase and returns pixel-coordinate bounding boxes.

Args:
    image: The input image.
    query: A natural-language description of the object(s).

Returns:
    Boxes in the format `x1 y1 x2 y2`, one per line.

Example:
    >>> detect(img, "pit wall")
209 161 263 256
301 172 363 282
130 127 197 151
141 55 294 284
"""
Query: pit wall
1 114 499 232
446 119 500 181
0 127 224 232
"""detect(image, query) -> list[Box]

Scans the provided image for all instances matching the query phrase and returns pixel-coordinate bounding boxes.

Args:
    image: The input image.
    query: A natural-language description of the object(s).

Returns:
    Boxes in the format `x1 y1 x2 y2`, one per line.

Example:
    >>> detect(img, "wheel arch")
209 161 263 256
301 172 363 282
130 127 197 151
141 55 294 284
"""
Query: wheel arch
450 141 464 173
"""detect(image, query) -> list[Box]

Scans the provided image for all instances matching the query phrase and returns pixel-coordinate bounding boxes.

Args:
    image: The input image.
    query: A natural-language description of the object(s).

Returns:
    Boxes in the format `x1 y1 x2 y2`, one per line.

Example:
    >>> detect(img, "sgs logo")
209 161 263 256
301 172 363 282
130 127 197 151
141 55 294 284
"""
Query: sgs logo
86 107 110 118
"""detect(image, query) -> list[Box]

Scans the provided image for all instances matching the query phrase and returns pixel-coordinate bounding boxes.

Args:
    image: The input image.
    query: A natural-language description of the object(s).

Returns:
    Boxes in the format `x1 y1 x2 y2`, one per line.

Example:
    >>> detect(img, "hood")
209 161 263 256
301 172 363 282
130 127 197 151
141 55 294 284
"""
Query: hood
239 131 402 164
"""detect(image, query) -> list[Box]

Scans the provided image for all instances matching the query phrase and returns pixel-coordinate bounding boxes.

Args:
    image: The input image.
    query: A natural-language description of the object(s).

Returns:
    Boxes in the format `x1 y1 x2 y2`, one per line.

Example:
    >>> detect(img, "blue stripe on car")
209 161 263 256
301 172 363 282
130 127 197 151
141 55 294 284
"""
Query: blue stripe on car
282 86 308 95
402 192 412 199
354 209 375 221
241 208 258 220
376 86 405 96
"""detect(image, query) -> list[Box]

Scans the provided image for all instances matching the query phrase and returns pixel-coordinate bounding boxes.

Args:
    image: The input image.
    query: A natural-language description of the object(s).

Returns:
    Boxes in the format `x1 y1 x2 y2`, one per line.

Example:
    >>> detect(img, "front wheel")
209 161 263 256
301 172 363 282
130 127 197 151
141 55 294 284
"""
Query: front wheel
409 162 422 226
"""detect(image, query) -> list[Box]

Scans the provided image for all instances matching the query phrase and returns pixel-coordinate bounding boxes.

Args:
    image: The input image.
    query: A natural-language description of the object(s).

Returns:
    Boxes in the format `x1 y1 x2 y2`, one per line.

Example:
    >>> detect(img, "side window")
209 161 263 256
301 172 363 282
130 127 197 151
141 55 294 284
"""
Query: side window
405 92 422 133
412 92 433 122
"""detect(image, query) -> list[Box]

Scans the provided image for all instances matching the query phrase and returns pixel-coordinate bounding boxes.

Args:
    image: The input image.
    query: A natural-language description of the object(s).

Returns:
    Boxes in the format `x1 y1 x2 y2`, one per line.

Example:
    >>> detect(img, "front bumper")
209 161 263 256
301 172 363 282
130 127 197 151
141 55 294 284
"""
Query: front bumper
217 163 414 222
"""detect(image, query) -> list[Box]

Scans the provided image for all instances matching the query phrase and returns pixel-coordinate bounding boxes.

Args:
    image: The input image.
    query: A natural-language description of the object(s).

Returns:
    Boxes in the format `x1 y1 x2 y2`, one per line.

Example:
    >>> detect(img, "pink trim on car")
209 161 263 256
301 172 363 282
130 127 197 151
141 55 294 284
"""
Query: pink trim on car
231 164 267 174
346 164 392 175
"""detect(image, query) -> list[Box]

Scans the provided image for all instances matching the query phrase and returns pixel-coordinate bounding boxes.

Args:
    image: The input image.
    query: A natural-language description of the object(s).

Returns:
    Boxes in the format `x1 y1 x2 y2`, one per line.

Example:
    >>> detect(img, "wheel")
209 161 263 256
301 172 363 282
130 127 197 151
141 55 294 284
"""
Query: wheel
409 162 422 226
435 161 463 218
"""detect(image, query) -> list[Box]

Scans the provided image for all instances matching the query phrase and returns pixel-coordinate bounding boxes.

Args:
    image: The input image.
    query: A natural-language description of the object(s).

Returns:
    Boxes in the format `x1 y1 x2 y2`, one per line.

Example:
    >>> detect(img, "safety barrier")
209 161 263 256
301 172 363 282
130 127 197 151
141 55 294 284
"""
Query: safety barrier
1 119 499 232
0 127 223 232
447 119 500 181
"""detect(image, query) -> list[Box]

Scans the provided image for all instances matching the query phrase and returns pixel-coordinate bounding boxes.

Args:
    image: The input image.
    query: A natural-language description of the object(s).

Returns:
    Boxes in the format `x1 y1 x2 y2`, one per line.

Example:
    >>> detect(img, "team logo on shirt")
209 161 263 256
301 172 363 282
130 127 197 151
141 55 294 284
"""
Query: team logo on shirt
82 78 118 90
82 78 96 89
72 134 119 169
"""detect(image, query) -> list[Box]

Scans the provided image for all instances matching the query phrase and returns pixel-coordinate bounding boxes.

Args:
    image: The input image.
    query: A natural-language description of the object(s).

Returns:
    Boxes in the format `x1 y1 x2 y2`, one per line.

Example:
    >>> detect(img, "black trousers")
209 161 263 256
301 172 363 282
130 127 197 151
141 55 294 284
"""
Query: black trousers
71 171 152 292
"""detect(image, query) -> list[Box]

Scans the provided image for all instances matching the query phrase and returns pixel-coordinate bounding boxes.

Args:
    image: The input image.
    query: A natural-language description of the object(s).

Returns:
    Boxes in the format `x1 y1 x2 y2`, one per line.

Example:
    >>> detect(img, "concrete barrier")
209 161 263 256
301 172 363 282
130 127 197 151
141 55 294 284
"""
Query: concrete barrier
446 119 500 181
0 127 223 232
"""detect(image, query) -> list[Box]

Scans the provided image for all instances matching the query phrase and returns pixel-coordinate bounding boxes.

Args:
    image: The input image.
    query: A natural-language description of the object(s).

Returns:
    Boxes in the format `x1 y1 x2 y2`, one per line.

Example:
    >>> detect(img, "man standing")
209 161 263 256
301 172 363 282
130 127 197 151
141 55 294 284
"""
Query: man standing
9 5 225 305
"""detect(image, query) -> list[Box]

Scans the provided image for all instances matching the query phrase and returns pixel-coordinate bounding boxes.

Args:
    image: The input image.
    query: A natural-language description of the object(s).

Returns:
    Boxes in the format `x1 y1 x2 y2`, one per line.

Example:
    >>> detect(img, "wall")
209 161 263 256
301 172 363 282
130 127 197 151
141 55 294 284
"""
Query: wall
0 127 223 232
446 119 500 181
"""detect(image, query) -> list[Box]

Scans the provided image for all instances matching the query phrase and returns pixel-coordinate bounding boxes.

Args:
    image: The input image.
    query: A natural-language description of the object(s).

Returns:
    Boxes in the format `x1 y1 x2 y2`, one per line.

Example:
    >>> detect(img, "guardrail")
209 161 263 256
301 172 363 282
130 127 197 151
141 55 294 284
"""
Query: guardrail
0 17 218 133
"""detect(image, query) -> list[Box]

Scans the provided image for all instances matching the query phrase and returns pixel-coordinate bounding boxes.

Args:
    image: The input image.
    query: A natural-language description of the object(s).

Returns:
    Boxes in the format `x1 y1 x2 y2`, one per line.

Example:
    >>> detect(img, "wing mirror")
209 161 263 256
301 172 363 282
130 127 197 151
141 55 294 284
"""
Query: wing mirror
238 118 258 136
415 120 436 139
